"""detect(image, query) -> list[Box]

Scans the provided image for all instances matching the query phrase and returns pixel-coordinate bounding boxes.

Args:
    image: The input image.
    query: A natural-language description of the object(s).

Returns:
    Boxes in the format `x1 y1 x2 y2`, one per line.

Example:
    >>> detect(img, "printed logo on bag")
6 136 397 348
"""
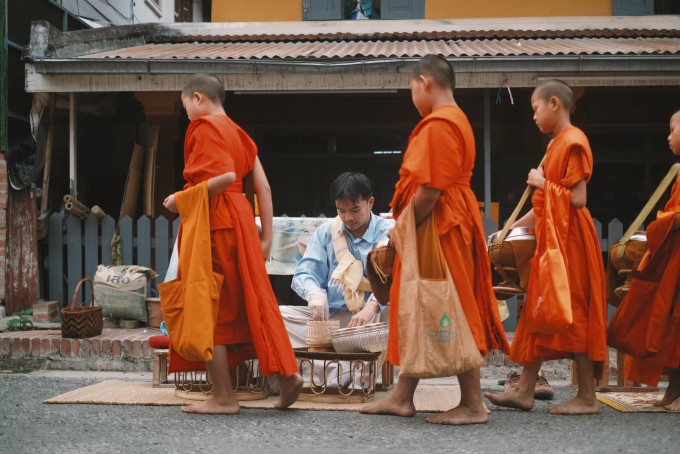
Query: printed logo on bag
426 313 455 343
106 275 132 285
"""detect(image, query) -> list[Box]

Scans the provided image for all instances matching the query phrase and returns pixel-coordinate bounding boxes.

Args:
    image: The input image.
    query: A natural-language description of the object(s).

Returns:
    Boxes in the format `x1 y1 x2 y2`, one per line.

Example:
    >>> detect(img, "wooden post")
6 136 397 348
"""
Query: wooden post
40 94 56 215
69 93 78 197
6 189 39 313
0 0 7 154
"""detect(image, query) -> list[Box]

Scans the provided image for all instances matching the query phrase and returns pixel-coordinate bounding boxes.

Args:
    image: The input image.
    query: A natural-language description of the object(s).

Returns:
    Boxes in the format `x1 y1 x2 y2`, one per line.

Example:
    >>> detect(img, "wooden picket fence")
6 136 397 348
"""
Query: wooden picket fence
46 211 627 307
47 212 179 306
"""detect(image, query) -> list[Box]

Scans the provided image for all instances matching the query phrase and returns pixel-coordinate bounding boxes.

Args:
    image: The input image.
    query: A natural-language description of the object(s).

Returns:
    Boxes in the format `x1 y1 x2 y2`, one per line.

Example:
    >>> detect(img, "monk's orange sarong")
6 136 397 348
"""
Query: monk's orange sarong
176 114 298 376
510 125 608 378
387 105 510 366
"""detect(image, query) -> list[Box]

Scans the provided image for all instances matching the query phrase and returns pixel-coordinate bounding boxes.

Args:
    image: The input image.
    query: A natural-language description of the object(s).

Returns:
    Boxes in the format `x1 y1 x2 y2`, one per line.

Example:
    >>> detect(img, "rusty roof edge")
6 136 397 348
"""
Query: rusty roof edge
152 28 680 43
30 54 680 75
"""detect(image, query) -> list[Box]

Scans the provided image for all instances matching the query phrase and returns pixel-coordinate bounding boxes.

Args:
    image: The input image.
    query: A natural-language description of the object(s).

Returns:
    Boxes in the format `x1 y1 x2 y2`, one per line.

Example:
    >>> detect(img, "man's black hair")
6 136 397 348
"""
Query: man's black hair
330 172 373 202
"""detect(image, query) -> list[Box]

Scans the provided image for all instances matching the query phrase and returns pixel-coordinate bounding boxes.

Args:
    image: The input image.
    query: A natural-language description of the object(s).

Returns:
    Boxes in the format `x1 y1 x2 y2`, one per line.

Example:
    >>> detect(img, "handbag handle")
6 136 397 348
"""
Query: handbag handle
70 277 96 309
615 162 680 258
493 154 547 245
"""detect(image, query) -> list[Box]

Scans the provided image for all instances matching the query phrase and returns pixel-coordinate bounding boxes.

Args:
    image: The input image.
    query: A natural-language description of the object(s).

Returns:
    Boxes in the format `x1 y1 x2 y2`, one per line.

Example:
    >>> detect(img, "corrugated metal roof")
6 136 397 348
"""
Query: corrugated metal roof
81 37 680 60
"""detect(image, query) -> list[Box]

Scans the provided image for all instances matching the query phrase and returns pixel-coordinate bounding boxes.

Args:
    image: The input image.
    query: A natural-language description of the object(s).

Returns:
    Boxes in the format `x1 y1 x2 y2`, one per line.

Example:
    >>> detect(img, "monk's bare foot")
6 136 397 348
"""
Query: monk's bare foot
655 388 680 407
359 394 416 417
549 397 599 415
426 404 489 425
484 389 534 411
182 398 240 415
664 396 680 411
274 373 303 409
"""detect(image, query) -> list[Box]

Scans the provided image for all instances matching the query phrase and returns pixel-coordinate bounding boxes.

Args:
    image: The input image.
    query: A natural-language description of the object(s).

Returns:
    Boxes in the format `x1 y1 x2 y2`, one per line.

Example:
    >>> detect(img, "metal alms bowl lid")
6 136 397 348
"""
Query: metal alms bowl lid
487 227 536 246
629 231 647 243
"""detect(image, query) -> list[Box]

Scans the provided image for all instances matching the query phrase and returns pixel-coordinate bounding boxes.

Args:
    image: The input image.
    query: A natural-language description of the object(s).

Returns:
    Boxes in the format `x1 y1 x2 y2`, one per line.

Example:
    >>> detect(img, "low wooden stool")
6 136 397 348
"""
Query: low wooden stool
152 349 169 387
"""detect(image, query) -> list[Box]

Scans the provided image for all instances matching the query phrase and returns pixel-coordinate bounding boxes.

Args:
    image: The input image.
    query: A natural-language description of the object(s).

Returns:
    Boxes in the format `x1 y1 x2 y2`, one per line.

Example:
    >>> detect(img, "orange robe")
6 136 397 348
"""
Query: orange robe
510 125 608 377
387 105 510 365
624 179 680 386
180 114 298 376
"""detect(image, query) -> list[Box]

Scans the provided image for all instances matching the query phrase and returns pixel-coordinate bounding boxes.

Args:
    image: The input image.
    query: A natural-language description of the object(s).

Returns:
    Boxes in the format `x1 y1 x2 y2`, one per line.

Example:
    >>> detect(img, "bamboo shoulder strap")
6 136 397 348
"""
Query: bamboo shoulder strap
492 154 547 246
615 162 680 259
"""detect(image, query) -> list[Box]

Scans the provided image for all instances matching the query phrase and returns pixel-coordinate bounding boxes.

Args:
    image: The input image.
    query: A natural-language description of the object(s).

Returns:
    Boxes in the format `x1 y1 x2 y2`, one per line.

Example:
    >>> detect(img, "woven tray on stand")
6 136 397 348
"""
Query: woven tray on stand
173 360 269 401
294 347 380 403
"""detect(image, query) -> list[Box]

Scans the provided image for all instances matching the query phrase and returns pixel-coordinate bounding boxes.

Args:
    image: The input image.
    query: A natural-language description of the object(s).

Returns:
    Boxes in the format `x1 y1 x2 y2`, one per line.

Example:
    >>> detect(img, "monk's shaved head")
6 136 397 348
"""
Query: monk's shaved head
411 54 456 92
182 73 225 106
534 79 575 113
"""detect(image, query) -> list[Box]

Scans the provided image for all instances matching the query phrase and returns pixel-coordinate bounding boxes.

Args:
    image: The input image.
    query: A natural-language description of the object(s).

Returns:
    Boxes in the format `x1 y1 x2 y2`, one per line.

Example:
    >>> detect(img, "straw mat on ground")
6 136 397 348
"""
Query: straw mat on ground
596 391 676 413
44 380 460 412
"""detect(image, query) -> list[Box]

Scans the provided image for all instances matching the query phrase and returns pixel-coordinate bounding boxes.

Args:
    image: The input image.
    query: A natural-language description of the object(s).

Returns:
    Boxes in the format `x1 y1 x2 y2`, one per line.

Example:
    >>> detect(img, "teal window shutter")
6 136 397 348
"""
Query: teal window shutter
381 0 425 20
612 0 654 15
303 0 343 20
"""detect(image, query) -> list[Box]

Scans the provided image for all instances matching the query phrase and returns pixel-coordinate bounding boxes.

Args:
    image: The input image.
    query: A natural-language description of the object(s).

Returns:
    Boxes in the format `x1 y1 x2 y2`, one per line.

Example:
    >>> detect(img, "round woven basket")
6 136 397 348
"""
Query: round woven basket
331 322 389 353
307 320 340 351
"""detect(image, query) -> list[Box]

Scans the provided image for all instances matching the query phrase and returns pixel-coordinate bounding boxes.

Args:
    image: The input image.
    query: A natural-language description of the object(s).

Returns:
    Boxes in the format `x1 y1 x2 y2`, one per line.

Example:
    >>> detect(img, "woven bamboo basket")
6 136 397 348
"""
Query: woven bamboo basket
61 278 103 338
307 320 340 352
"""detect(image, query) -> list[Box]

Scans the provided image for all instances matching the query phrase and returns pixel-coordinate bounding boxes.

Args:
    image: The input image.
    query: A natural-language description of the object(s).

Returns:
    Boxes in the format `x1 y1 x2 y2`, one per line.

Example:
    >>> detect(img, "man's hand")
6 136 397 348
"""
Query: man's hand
347 300 380 328
163 194 178 213
308 288 329 321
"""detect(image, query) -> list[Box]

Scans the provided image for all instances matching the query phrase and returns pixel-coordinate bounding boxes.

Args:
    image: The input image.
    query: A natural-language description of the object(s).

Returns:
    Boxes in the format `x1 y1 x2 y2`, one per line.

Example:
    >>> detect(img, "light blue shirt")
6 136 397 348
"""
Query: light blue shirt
291 213 393 317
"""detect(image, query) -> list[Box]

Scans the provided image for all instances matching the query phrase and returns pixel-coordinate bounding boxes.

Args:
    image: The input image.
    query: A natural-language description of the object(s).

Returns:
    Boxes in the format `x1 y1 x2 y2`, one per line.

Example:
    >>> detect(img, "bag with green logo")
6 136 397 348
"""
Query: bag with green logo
393 200 484 378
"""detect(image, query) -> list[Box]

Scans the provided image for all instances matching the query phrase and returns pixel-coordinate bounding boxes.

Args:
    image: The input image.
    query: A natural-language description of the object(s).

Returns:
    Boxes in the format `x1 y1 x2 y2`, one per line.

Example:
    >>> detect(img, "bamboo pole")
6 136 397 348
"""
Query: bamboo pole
91 205 107 220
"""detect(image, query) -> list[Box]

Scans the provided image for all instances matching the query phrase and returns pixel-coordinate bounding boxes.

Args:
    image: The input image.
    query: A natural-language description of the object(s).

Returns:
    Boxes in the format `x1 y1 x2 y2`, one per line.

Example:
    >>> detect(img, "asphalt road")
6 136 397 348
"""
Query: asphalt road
1 371 678 454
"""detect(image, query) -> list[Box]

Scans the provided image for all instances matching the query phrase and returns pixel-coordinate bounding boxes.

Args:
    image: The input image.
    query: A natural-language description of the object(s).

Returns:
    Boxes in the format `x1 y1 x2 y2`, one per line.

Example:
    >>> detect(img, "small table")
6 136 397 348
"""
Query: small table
294 348 381 403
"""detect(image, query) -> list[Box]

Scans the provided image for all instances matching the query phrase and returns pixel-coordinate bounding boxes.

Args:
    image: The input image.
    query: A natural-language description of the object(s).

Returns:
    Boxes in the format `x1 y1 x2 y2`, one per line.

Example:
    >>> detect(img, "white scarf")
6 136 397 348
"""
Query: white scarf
329 217 373 313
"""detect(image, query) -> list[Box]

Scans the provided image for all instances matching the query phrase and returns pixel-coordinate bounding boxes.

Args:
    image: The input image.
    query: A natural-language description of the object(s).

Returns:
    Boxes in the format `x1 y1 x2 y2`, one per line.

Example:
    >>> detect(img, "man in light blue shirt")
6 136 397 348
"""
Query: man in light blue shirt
280 173 392 386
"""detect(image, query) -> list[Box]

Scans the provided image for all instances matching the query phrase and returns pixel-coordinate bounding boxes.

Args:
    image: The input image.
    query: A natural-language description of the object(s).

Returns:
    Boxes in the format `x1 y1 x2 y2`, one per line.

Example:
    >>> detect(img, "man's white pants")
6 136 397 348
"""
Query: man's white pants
279 305 388 387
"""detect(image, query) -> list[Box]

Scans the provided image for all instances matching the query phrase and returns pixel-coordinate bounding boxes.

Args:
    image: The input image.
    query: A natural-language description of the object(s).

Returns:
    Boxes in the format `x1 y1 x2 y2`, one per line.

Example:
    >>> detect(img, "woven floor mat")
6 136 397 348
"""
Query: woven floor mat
596 391 678 413
44 380 461 413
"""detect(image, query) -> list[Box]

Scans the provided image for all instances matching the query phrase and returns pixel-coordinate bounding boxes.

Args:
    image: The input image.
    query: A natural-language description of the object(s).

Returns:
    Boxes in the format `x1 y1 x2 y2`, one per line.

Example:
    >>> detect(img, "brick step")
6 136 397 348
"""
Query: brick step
0 328 160 372
0 329 579 381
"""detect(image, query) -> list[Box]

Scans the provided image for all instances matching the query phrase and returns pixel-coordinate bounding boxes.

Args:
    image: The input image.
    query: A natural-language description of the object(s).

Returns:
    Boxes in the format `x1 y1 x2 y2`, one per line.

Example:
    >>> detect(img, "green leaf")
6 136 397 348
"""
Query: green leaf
7 319 19 330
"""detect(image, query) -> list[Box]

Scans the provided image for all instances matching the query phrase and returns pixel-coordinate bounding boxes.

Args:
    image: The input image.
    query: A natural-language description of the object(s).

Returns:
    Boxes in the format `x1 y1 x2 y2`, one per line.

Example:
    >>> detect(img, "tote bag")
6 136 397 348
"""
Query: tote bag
159 270 223 362
522 186 572 335
393 201 484 379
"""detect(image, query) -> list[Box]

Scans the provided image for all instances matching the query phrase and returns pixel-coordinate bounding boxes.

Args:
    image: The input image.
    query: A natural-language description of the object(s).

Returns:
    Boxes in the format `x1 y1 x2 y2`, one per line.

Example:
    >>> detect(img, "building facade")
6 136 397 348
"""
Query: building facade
212 0 679 22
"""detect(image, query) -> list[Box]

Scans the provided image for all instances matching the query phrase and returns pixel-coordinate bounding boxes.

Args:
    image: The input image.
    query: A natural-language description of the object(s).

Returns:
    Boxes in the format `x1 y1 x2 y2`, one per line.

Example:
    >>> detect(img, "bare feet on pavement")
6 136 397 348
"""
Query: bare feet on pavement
656 386 680 407
549 397 599 415
484 389 534 411
182 398 240 415
426 404 489 425
359 395 416 417
275 373 303 409
664 396 680 411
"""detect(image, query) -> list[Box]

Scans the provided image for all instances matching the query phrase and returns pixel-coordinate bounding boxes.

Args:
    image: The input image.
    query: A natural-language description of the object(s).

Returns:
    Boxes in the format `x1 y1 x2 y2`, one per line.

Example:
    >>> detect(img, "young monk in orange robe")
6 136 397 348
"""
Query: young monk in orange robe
163 73 302 414
485 80 608 415
622 110 680 411
360 55 510 425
